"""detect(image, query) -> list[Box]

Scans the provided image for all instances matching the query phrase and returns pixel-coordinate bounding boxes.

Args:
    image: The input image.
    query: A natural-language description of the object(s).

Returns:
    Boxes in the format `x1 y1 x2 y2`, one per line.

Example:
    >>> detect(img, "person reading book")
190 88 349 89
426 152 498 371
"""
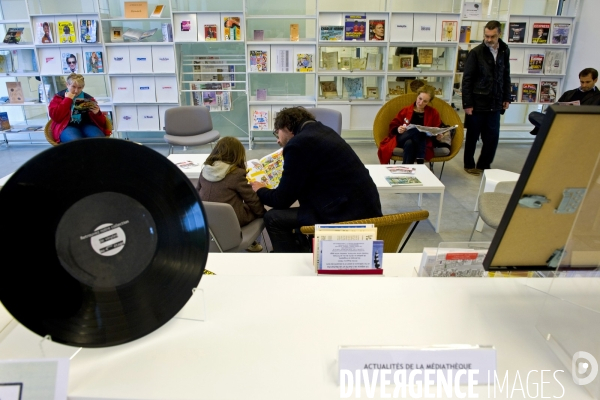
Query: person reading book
528 67 600 135
378 85 450 165
48 73 110 143
197 137 266 252
251 107 382 253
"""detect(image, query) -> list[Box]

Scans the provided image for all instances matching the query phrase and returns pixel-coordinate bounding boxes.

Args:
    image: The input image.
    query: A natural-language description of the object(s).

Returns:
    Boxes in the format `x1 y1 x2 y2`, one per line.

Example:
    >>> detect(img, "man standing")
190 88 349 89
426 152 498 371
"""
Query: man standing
251 107 382 253
528 68 600 135
461 20 511 176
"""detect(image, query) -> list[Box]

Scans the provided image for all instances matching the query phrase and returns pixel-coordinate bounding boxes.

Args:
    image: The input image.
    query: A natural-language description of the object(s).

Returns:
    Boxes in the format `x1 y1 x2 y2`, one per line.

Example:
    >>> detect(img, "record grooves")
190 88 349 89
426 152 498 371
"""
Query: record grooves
0 138 209 347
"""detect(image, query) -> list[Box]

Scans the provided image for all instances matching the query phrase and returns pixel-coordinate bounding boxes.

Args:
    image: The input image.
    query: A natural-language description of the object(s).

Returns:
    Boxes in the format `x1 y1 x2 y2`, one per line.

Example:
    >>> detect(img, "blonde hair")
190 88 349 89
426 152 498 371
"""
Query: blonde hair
416 85 436 101
66 73 85 87
205 137 246 172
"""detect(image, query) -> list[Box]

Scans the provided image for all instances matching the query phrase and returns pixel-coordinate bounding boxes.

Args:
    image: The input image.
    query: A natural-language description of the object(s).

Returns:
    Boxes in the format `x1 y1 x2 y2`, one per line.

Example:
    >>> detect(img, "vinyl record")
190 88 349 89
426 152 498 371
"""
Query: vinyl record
0 138 209 348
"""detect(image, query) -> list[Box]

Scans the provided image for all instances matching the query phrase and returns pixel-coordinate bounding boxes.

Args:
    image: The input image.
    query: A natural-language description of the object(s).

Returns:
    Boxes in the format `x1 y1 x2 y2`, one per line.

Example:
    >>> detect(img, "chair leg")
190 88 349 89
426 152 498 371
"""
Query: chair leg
209 227 225 253
438 161 446 179
429 162 434 172
168 145 174 155
398 221 420 253
469 212 480 241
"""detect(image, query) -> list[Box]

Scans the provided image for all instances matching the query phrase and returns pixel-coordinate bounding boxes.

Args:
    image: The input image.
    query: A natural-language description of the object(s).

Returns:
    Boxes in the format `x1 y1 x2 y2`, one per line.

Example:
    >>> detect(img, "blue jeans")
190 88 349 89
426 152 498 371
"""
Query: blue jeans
464 111 501 170
396 127 427 164
263 208 311 253
60 123 105 143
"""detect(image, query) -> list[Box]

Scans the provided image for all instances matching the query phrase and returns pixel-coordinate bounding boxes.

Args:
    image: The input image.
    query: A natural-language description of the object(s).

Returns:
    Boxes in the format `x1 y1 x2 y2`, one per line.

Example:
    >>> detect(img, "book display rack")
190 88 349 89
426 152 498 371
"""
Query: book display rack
0 0 581 145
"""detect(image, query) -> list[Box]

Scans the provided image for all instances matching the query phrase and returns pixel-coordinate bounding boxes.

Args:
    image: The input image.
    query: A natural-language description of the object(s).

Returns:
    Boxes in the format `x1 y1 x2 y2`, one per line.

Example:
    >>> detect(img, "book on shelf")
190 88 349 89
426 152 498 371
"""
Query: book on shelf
320 81 338 98
388 81 405 96
296 54 313 72
320 26 343 41
340 57 351 70
3 28 24 44
124 1 149 18
123 28 157 41
57 21 76 43
521 83 538 102
290 23 299 41
322 51 338 71
0 51 12 73
0 112 10 131
507 22 526 43
551 23 570 44
84 51 104 73
459 26 471 43
509 81 519 102
540 81 558 103
531 23 550 44
80 20 98 43
386 166 416 175
180 20 192 32
253 30 264 41
256 88 267 101
418 49 434 65
6 82 24 104
150 5 164 17
161 23 173 42
249 50 268 72
366 86 379 99
62 52 79 74
441 21 458 41
385 176 423 186
202 90 217 107
111 27 124 42
457 49 468 72
398 54 413 70
246 148 283 189
351 57 365 70
527 53 544 74
204 25 217 41
36 22 55 44
545 49 566 75
252 110 269 130
343 77 363 99
344 14 366 41
274 49 291 72
365 53 382 71
223 16 241 41
368 20 385 41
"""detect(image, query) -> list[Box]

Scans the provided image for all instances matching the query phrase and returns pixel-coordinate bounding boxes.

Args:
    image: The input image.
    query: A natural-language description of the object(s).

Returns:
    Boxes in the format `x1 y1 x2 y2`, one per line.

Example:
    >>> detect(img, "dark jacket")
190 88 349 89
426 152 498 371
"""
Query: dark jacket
257 121 382 226
558 87 600 105
462 39 511 112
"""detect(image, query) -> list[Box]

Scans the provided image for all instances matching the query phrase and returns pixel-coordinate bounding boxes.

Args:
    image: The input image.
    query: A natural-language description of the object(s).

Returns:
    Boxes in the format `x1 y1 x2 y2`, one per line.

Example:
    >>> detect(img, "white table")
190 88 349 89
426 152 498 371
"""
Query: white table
0 253 589 399
166 153 209 179
474 169 520 232
366 164 445 233
0 172 14 190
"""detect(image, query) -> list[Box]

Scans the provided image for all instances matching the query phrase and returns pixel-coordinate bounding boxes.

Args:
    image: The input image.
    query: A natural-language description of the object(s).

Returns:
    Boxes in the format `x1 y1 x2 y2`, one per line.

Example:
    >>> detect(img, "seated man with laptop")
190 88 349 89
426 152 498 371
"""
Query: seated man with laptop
529 67 600 135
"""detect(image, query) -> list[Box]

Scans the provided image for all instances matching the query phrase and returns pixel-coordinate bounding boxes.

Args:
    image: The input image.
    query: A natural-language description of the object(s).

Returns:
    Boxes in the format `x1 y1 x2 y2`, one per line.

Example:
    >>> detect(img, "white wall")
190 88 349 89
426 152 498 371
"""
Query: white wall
564 0 600 90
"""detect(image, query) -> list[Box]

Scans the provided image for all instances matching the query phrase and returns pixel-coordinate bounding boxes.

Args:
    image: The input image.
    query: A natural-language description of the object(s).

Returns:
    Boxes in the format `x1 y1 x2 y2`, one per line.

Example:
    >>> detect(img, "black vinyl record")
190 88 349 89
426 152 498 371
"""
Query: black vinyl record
0 138 209 347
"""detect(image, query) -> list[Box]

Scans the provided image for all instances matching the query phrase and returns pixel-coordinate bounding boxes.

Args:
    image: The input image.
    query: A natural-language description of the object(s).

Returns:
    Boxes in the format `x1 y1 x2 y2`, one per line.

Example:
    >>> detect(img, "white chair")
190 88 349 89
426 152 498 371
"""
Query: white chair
469 181 517 241
163 106 220 154
203 201 266 252
304 107 342 136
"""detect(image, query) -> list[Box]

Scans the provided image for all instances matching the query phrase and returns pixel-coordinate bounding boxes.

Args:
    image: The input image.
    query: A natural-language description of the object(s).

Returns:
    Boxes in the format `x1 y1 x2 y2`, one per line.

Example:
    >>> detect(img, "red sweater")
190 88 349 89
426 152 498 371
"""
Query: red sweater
48 91 110 143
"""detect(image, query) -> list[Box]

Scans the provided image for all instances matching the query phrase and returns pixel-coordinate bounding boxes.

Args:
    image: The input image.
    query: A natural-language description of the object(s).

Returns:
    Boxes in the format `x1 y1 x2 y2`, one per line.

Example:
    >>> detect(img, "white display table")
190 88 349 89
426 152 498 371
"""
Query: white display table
0 254 590 399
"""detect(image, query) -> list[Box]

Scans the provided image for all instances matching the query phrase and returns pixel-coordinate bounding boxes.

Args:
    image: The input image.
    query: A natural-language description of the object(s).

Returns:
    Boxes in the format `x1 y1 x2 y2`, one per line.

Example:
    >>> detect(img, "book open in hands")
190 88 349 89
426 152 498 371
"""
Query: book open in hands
246 148 283 189
405 124 457 137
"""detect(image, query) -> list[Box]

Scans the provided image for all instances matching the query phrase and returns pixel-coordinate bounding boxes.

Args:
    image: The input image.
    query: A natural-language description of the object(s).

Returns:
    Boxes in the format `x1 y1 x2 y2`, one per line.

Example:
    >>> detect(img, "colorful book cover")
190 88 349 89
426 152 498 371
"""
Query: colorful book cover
528 53 544 73
58 21 76 43
84 51 103 73
223 17 241 41
320 26 344 41
509 82 519 102
249 50 268 72
343 77 363 99
0 51 12 73
0 112 10 130
540 81 558 103
203 91 217 107
521 83 538 102
80 20 97 43
62 52 79 74
252 110 269 130
441 21 457 41
3 28 24 44
368 20 385 41
508 22 526 43
204 24 217 41
344 15 366 41
531 23 550 44
385 176 423 186
37 22 54 43
296 54 313 72
459 26 471 43
551 23 570 44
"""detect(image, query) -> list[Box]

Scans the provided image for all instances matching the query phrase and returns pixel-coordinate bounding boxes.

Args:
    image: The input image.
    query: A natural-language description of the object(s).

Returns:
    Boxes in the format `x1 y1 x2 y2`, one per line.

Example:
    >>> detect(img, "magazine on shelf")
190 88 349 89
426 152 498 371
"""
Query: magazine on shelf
61 52 79 73
246 148 283 189
57 21 76 43
204 25 217 41
385 176 423 186
545 50 566 75
296 54 313 72
343 77 363 99
161 23 173 42
123 28 157 41
405 124 457 137
320 26 343 41
521 83 538 102
366 86 379 99
80 20 98 43
509 82 519 102
441 20 457 41
459 26 471 43
365 53 382 70
351 57 366 70
111 27 124 42
0 112 10 130
340 57 351 70
223 16 241 41
418 49 434 65
256 88 267 101
540 81 558 103
344 14 366 41
551 23 570 44
274 49 291 72
84 51 104 73
36 22 54 43
527 53 544 74
151 5 165 17
0 51 12 73
368 20 385 41
252 110 269 130
249 50 268 72
531 23 550 44
253 30 264 41
507 22 526 43
290 23 299 41
3 28 24 44
320 81 338 98
386 166 416 175
322 51 338 70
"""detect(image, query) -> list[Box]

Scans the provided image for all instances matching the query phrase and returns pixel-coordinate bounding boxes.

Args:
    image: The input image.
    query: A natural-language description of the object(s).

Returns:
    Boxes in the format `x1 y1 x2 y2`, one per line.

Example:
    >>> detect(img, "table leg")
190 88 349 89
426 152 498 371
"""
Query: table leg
435 191 443 233
418 193 423 206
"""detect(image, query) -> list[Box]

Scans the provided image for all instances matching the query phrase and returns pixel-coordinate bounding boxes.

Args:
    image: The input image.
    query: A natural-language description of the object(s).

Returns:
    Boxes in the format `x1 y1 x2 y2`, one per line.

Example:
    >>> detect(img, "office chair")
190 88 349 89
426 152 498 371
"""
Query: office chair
163 106 220 154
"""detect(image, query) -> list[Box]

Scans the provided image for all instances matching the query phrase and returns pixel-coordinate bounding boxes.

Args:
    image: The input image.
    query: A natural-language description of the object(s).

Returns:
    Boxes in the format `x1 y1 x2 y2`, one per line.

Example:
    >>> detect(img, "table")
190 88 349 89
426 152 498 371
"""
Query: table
365 164 445 233
0 253 590 399
166 153 209 179
474 169 520 232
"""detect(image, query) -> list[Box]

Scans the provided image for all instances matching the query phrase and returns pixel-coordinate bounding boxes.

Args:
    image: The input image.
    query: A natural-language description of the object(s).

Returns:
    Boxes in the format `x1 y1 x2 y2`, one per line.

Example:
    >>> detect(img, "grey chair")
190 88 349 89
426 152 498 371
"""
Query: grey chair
469 181 517 241
203 201 267 252
163 106 220 154
304 107 342 135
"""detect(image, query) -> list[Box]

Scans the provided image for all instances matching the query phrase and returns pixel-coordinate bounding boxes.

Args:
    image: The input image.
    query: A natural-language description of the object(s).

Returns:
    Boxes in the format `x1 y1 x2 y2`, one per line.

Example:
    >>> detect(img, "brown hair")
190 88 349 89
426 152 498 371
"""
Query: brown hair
416 85 436 101
484 20 502 34
273 107 316 134
66 73 85 87
580 68 599 80
204 136 246 172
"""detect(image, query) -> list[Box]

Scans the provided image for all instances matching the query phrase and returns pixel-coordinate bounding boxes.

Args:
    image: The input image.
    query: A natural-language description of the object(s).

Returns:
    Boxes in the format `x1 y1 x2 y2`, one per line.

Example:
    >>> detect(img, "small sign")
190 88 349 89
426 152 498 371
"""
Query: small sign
124 1 149 18
0 358 69 400
462 2 483 19
319 240 383 275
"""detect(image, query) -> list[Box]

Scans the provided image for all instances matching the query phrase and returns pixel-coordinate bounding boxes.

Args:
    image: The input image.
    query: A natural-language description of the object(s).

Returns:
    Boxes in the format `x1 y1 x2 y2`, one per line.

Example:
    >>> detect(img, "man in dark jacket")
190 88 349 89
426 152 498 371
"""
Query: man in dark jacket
528 68 600 135
251 107 382 253
461 20 511 176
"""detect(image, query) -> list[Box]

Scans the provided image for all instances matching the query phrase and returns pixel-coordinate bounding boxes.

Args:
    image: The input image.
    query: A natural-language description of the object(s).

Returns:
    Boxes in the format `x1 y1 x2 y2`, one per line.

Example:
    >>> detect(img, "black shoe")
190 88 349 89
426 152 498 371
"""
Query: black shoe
530 127 539 136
